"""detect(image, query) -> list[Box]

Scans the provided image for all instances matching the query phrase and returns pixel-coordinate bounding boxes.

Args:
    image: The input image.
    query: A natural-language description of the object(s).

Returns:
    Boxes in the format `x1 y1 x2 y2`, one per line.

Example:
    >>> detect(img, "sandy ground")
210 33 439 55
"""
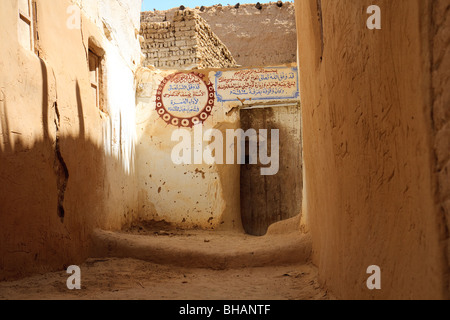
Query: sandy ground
0 258 330 300
91 220 312 270
0 220 331 300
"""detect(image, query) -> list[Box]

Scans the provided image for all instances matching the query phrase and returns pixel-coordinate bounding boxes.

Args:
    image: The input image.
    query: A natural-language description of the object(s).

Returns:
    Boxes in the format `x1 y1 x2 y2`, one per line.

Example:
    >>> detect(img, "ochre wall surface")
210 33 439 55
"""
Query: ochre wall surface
432 0 450 289
0 0 141 280
295 0 449 299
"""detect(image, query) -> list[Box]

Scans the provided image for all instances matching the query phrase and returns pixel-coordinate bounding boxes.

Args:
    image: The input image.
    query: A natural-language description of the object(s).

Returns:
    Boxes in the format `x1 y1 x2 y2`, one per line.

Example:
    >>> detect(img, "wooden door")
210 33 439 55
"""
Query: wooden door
240 105 303 236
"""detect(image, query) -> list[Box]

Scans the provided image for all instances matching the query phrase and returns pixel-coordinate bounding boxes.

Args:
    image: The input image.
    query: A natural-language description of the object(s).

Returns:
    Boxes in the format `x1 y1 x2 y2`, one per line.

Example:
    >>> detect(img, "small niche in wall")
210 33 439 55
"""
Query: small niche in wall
88 39 107 114
18 0 34 51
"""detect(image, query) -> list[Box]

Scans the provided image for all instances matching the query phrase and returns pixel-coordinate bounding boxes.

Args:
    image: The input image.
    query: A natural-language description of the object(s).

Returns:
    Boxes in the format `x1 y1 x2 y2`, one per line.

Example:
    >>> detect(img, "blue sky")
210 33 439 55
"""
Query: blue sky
141 0 275 11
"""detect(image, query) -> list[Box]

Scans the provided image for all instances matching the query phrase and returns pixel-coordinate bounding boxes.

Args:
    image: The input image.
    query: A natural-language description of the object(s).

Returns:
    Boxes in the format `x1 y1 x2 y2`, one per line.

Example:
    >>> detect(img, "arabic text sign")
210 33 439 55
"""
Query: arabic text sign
162 73 207 117
156 72 215 128
215 67 299 103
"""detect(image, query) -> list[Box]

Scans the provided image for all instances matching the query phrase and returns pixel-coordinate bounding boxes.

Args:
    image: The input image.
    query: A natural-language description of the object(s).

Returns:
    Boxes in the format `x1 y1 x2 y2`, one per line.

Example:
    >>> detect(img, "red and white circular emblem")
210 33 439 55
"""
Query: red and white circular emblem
156 72 215 128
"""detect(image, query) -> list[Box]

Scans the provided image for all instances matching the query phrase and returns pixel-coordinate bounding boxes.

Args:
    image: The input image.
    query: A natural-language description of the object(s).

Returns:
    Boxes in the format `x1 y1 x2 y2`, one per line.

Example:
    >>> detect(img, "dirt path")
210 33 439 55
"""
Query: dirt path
0 258 331 300
0 220 331 300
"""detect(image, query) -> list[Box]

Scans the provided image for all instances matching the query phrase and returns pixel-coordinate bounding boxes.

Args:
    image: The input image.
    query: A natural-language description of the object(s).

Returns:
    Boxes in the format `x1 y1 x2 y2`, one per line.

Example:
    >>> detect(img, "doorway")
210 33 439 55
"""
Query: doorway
240 103 303 236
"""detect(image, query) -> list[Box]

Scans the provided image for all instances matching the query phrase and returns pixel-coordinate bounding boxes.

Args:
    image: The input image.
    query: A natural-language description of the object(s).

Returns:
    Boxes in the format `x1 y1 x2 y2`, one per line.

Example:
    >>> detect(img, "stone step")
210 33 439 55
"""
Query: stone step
91 229 311 269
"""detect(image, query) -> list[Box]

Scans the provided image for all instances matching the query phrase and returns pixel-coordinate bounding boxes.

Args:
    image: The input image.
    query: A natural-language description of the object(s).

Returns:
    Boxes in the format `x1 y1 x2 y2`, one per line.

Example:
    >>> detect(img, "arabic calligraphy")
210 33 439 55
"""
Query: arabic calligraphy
215 67 299 102
156 72 215 128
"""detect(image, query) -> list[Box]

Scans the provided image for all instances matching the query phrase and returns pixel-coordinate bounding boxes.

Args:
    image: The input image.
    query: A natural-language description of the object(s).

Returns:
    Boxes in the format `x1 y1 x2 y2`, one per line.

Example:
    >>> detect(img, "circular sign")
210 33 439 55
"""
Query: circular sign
156 72 215 128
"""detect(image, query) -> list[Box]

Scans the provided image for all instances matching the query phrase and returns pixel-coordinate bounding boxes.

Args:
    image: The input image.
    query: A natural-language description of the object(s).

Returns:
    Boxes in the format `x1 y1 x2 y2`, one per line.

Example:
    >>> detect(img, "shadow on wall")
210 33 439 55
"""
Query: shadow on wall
0 62 136 281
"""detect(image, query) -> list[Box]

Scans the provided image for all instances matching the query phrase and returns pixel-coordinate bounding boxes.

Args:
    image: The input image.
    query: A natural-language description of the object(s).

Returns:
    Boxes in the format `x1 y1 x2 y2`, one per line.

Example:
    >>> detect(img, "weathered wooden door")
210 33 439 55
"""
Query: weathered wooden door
240 104 302 236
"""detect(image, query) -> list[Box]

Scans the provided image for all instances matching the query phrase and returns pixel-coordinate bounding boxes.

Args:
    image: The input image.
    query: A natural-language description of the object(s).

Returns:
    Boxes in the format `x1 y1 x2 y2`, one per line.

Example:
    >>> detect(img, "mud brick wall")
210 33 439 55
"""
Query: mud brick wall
140 10 236 69
141 2 297 67
194 13 236 69
295 0 449 299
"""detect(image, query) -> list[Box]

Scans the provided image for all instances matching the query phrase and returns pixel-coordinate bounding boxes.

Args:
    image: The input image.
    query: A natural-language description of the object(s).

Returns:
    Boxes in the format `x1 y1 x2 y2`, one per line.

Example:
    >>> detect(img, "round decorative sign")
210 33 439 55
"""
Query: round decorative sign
156 72 215 128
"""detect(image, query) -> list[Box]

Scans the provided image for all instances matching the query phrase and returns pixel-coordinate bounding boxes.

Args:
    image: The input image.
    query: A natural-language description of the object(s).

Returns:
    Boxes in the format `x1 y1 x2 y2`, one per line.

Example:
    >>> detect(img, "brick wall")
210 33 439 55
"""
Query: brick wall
141 2 297 67
140 10 236 69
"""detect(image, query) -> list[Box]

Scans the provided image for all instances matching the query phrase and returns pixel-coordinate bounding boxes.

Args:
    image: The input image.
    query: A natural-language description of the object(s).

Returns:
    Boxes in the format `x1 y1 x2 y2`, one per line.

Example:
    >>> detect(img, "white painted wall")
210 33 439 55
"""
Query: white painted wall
74 0 142 174
135 68 241 230
135 65 299 230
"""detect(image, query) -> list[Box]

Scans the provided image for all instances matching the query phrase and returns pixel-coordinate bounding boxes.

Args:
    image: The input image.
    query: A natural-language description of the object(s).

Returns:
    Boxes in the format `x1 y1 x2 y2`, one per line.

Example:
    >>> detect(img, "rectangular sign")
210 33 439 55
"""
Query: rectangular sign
215 67 299 103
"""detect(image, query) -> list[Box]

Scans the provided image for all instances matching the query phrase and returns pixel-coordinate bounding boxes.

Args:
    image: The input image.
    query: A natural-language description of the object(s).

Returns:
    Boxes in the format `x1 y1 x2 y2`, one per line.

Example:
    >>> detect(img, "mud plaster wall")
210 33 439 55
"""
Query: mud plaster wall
141 2 297 67
140 10 236 69
295 0 449 299
135 64 299 231
432 0 450 289
0 0 141 280
136 68 241 231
